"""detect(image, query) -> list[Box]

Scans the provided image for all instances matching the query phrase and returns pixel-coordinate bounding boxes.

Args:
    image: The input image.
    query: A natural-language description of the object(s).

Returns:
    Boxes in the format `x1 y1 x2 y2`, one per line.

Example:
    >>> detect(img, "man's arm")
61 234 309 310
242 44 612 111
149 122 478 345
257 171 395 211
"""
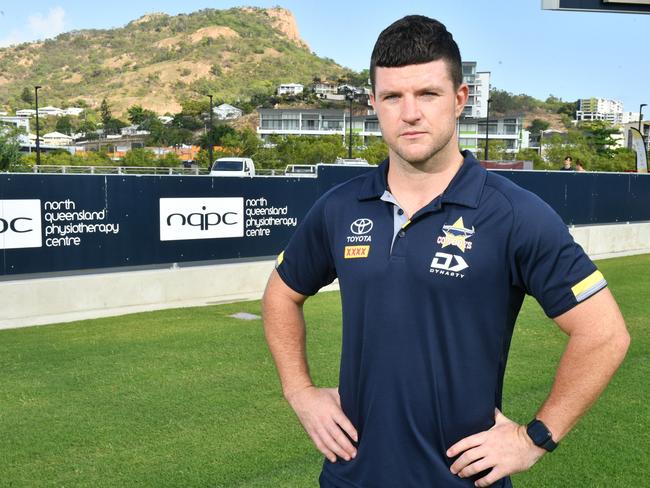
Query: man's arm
262 270 358 463
447 288 630 487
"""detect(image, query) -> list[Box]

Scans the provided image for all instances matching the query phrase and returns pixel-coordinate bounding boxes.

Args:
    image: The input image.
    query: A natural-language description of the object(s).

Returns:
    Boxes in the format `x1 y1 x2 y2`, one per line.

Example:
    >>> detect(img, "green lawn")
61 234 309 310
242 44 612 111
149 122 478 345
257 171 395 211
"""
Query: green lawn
1 254 648 487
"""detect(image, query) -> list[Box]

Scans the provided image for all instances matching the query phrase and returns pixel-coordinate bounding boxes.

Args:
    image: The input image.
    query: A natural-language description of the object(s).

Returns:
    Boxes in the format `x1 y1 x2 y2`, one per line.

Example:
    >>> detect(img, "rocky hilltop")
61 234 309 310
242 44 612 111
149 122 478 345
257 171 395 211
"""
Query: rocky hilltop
0 7 350 114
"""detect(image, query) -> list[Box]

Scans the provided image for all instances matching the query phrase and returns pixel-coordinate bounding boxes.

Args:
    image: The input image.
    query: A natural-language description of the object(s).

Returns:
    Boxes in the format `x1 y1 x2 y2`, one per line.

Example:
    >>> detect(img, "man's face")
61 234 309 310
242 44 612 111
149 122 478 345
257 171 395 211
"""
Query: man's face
370 60 468 167
564 158 572 167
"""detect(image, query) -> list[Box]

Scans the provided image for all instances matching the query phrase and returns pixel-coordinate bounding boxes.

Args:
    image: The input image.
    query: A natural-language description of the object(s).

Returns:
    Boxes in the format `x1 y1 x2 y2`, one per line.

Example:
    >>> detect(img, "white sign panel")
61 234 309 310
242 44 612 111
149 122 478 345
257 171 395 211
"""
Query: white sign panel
0 199 43 250
160 197 244 241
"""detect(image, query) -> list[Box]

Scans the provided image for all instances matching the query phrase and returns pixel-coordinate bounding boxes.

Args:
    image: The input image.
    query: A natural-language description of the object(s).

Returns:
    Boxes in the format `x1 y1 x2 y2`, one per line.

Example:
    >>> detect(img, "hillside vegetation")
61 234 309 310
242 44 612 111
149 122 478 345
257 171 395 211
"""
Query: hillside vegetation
0 7 352 115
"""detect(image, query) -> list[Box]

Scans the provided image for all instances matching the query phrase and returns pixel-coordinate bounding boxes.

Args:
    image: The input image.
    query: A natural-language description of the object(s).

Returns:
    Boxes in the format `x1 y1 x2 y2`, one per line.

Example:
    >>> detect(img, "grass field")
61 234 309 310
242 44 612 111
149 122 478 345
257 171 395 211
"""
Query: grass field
1 254 648 487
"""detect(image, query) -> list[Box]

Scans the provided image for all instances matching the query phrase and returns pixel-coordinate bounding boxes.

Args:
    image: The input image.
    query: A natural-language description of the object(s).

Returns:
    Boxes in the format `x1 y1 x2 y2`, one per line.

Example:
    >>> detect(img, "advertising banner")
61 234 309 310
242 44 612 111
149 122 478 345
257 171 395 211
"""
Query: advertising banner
1 165 650 278
629 127 648 173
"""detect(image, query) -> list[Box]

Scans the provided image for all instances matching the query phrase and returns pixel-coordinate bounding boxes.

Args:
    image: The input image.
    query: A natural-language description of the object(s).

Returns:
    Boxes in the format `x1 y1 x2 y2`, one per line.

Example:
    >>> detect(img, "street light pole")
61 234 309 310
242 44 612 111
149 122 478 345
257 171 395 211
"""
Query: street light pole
346 90 354 158
639 103 647 133
34 85 42 166
207 94 214 166
484 98 492 160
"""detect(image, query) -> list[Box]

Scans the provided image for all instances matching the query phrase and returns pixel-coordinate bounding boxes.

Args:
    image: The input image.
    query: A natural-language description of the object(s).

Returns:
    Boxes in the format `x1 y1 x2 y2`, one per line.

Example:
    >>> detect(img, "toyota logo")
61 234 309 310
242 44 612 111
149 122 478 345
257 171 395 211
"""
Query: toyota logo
350 218 373 235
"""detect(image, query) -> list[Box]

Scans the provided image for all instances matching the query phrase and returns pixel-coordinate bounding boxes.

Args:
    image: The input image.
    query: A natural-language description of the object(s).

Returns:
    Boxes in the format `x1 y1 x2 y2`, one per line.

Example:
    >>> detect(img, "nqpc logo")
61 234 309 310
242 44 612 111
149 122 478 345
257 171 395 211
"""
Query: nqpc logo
166 206 239 230
160 197 244 241
0 199 43 250
350 218 373 235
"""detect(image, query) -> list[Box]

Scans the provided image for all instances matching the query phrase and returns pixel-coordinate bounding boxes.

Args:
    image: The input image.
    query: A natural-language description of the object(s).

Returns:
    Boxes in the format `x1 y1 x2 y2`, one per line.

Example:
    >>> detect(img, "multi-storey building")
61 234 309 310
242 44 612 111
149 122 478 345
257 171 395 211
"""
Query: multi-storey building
259 62 528 156
459 117 528 155
257 108 381 146
458 63 527 155
576 98 624 123
461 62 490 119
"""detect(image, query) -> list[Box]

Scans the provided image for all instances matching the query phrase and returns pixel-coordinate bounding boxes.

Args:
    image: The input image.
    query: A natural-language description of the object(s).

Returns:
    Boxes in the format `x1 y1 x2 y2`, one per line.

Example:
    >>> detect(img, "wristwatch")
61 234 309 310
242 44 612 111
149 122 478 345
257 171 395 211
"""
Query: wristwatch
526 419 558 452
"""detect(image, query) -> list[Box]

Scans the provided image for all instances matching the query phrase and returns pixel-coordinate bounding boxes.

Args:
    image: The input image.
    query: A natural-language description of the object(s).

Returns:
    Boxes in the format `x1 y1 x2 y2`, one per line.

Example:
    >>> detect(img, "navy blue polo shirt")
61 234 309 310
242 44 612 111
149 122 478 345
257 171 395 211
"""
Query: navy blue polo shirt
276 151 606 488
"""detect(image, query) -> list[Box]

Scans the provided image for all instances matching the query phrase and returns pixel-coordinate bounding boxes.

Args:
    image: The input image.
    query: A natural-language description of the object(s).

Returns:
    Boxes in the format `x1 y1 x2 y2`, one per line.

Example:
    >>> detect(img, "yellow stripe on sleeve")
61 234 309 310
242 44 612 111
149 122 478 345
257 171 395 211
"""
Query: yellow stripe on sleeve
275 250 285 268
571 270 606 301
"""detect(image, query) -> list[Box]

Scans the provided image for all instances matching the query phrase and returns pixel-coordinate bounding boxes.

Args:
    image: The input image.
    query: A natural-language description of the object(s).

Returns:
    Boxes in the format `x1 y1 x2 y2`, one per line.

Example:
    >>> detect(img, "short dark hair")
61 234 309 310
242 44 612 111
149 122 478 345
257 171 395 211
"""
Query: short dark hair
370 15 463 92
564 156 573 161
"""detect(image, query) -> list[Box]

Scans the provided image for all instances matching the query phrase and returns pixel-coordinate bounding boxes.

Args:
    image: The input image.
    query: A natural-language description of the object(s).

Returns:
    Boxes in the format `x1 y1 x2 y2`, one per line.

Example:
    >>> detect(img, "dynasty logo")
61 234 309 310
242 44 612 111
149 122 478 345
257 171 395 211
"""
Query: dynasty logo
437 217 475 252
430 252 468 278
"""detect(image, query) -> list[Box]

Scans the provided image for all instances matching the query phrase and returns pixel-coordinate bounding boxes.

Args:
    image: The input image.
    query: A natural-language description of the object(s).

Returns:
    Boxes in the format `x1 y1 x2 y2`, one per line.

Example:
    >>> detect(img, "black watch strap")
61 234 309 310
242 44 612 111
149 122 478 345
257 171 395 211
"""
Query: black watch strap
526 419 558 452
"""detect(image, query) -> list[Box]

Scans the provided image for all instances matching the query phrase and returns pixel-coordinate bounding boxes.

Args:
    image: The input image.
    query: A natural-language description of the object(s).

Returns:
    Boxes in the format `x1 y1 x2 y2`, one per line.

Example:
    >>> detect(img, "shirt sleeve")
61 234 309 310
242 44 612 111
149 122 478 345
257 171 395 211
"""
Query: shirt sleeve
275 194 337 296
509 191 607 318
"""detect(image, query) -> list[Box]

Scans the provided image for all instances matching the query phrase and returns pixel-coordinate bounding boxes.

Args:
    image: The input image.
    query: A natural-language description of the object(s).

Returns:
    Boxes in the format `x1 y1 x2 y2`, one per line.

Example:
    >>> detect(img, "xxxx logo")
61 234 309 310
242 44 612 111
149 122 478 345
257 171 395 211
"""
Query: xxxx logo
344 245 370 259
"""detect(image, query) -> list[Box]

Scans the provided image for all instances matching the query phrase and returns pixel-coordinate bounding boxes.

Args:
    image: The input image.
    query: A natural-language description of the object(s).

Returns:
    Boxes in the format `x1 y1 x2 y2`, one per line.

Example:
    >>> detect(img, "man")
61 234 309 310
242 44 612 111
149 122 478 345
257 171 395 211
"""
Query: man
560 156 574 171
263 15 629 488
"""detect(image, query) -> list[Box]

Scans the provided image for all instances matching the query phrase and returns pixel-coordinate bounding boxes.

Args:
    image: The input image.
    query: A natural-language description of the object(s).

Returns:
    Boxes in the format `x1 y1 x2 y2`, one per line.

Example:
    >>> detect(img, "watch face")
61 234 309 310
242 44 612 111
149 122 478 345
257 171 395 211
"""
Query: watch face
527 420 551 445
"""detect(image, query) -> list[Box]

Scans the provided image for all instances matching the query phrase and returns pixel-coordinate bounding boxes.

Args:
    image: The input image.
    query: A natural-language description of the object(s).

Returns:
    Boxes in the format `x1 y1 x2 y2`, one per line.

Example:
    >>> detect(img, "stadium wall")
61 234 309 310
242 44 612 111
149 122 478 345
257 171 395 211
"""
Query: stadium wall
1 168 649 329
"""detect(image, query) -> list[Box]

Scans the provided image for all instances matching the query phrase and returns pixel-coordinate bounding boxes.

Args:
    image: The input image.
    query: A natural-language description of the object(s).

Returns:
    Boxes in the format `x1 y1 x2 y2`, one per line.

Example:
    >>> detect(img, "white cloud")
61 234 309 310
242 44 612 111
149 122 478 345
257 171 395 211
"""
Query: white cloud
28 6 65 40
0 6 66 47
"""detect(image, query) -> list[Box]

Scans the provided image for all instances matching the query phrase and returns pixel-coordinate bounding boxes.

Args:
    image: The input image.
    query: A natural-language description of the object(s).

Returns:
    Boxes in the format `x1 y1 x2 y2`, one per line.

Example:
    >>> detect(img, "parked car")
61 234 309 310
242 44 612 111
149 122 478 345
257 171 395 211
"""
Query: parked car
209 157 255 177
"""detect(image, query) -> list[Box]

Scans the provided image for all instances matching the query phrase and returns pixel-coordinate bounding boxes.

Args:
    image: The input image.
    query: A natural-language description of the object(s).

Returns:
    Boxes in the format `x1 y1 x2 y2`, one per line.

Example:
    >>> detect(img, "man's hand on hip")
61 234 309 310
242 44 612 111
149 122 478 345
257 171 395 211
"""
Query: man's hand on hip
286 386 358 463
446 409 546 487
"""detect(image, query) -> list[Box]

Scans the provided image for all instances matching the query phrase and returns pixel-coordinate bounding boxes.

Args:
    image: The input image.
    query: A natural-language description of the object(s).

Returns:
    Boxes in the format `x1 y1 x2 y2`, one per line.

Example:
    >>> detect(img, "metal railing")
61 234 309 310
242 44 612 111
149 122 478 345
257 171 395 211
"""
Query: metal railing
22 165 210 175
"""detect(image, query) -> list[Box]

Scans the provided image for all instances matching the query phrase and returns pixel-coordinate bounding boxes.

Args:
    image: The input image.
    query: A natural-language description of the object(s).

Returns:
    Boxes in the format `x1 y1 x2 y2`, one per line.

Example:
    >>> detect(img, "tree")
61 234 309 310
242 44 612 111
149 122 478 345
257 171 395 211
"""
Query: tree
20 87 34 105
179 98 210 117
0 127 22 170
104 117 127 135
158 151 182 168
122 148 157 166
78 120 98 140
579 121 620 157
476 140 509 161
100 98 112 127
526 119 550 136
55 116 74 135
127 105 157 126
359 138 388 164
515 148 544 169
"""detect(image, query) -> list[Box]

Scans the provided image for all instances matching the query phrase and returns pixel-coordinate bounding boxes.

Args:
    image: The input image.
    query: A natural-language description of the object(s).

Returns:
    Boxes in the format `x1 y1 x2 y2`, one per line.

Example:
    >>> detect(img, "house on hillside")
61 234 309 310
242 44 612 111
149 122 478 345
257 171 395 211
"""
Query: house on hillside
39 106 65 117
121 125 151 137
42 131 73 146
277 83 304 96
0 116 30 132
16 109 36 117
311 81 337 98
64 107 85 117
213 103 243 120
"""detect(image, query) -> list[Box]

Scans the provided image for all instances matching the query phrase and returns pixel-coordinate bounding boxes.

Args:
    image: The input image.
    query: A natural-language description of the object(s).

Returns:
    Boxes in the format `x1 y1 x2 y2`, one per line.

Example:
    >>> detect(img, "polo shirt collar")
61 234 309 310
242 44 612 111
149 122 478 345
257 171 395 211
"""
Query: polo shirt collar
357 150 486 209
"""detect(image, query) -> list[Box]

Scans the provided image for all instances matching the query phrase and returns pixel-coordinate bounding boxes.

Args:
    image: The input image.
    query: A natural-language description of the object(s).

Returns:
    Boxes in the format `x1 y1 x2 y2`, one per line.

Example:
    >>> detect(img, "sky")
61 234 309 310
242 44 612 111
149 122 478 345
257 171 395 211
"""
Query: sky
1 1 649 113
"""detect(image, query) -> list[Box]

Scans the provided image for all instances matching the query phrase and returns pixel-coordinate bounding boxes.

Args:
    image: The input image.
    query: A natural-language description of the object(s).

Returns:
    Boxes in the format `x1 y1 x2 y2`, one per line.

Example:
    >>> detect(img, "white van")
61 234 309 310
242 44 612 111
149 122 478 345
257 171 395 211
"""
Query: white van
209 157 256 177
284 164 317 177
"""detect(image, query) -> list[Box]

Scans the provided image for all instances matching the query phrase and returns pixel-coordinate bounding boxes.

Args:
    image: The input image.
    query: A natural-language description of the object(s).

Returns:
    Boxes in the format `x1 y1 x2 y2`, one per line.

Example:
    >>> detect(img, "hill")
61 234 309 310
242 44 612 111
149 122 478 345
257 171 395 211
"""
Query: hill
0 7 353 115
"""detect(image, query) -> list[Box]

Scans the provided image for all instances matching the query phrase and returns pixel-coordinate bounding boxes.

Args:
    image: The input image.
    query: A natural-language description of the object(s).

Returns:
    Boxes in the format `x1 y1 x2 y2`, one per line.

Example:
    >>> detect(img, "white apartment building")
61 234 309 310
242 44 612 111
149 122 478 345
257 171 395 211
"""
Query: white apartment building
576 98 624 123
461 62 491 119
0 116 30 132
621 111 641 124
277 83 304 96
39 106 65 117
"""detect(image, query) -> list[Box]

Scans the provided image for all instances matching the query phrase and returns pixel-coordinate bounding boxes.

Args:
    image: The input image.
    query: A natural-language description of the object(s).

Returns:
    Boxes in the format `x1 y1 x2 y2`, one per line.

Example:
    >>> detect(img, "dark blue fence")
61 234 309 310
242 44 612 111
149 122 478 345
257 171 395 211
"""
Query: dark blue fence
0 167 648 277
